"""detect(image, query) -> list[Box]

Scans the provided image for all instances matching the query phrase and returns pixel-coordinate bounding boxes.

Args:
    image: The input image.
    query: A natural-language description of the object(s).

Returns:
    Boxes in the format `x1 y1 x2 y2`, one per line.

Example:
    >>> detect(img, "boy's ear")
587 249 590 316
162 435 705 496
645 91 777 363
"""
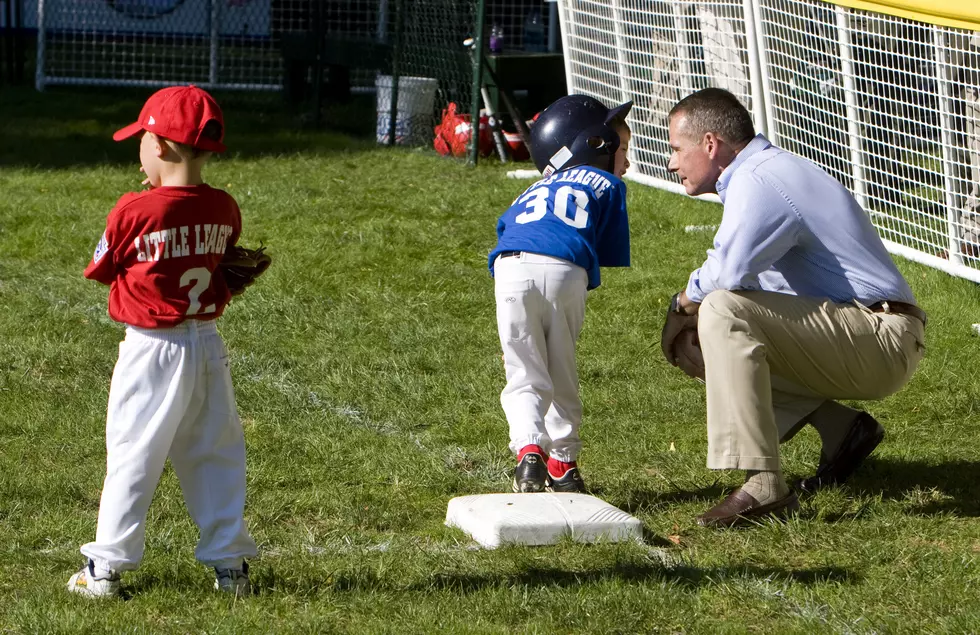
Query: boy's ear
147 132 167 159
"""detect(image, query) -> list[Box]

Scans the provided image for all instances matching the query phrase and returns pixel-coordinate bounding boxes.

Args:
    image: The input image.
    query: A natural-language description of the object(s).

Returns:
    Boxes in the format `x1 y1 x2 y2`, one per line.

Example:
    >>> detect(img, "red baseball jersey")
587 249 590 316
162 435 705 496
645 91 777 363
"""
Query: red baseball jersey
84 185 242 328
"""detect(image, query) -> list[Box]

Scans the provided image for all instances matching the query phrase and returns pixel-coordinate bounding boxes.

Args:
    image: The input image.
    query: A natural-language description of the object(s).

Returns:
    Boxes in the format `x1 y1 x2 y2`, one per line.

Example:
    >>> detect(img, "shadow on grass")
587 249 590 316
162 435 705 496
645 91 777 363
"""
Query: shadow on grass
606 457 980 519
0 85 379 169
248 561 856 597
410 563 856 593
840 457 980 517
603 484 730 517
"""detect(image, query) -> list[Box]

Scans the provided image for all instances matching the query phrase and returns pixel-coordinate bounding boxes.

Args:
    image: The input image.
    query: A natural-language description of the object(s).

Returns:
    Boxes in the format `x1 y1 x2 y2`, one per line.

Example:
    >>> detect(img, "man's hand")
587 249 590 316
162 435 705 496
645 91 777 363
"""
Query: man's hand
661 291 700 366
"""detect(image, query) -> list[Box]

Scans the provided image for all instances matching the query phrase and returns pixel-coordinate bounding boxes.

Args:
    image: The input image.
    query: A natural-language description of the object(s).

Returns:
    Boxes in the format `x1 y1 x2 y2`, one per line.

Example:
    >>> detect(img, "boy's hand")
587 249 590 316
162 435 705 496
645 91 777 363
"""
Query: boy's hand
140 166 154 189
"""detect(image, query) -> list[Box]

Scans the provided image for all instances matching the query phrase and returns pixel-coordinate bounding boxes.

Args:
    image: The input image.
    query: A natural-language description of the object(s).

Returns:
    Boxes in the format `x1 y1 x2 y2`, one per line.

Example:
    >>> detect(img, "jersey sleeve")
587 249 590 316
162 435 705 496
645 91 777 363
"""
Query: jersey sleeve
82 194 135 285
594 180 630 268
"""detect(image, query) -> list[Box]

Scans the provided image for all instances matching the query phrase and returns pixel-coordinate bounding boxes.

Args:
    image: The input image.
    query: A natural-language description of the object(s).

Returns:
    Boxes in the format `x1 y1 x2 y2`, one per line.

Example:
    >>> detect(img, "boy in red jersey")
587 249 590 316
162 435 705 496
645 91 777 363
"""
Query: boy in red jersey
68 85 257 598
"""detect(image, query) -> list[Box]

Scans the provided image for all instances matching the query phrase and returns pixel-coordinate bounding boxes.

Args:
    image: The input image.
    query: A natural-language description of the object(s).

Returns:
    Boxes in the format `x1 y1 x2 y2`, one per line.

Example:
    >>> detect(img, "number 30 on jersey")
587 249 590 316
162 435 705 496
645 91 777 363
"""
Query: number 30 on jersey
515 186 589 229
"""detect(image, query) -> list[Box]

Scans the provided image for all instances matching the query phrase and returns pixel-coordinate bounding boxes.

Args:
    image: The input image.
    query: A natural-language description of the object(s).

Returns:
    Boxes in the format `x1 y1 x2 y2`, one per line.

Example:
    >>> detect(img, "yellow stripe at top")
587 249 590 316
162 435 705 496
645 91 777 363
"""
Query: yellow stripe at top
827 0 980 31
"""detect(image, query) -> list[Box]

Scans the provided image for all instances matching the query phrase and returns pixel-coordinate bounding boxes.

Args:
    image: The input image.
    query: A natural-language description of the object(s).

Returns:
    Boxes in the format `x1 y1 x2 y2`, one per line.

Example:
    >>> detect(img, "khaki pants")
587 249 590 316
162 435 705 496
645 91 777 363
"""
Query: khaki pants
697 290 925 471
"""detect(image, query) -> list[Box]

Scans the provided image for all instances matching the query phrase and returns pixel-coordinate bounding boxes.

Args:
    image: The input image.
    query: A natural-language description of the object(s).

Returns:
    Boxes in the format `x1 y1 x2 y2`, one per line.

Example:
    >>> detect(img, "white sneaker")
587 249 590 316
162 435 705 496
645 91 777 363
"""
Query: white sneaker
67 560 121 598
214 561 250 596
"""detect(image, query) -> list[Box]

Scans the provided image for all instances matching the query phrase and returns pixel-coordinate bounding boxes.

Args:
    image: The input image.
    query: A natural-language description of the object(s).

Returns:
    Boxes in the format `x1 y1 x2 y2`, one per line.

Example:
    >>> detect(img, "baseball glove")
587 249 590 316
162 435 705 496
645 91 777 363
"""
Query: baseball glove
220 244 272 296
661 293 698 365
673 328 705 381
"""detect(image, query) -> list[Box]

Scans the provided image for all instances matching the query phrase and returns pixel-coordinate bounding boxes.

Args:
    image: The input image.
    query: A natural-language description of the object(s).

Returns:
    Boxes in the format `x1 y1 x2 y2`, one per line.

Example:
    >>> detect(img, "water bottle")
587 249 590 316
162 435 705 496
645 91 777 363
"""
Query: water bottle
489 24 504 54
523 8 546 53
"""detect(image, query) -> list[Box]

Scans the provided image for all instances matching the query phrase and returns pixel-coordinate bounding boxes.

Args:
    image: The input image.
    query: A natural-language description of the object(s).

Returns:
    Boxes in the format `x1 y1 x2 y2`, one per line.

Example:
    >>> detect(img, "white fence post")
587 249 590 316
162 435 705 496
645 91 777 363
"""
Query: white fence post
610 0 638 167
742 0 769 136
932 25 963 264
609 0 632 105
558 0 575 94
835 5 867 207
748 0 776 138
671 2 694 95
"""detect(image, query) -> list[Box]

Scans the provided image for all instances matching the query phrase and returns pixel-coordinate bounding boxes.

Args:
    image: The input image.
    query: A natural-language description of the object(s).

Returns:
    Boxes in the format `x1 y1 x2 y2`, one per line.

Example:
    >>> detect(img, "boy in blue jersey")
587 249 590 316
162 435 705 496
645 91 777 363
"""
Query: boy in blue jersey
489 95 633 493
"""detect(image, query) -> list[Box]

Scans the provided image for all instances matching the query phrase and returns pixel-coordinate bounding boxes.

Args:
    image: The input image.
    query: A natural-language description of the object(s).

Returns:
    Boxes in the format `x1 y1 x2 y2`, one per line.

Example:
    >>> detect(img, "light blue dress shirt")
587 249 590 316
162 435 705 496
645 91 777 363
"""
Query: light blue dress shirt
686 135 916 306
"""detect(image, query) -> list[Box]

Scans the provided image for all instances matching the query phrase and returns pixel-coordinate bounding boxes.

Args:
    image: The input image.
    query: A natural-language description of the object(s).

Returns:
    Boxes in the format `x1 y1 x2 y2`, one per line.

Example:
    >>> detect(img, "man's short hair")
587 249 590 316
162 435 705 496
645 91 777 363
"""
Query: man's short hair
668 88 755 146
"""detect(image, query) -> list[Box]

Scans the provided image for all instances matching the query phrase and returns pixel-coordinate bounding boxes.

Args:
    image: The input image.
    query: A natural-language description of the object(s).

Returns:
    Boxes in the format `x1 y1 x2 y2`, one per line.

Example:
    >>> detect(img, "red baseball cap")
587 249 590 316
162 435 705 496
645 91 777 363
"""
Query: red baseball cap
113 84 226 153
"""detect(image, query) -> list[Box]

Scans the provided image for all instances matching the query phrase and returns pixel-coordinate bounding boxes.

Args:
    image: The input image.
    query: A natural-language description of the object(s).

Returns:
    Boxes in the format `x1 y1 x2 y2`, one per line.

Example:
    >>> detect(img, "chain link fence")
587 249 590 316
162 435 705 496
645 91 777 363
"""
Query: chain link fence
28 0 502 158
32 1 376 90
26 0 568 162
375 0 478 150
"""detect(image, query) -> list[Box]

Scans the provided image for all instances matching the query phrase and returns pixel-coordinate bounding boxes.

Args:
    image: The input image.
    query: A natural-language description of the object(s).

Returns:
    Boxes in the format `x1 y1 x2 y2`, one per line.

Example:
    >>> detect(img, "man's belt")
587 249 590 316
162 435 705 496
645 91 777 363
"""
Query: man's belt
867 300 927 326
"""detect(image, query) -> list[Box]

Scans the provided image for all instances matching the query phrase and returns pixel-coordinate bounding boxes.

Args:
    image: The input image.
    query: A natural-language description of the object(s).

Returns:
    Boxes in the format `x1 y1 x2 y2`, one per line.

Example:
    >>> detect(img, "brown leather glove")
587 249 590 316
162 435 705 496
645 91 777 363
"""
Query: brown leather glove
673 328 705 381
220 244 272 296
661 293 699 366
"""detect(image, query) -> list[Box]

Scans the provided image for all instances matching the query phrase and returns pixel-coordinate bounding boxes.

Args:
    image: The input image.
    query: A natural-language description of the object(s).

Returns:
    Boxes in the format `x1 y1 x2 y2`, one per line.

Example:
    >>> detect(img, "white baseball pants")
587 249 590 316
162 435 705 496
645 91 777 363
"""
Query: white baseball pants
495 253 588 462
81 319 257 572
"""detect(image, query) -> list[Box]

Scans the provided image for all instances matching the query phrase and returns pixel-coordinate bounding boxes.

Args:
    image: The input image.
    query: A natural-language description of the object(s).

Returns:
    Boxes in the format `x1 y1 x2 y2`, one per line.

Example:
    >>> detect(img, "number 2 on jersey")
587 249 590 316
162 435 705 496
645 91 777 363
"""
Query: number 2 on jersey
180 267 216 315
515 185 589 229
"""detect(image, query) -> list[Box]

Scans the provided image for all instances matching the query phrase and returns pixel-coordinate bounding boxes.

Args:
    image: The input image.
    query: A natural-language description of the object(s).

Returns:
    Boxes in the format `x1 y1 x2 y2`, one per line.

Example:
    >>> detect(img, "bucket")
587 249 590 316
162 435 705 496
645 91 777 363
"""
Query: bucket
376 75 439 146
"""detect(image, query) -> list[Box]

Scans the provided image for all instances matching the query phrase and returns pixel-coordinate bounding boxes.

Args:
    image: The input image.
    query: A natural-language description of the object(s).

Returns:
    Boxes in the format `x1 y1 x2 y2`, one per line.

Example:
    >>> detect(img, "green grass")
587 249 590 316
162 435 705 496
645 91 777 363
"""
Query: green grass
2 85 980 634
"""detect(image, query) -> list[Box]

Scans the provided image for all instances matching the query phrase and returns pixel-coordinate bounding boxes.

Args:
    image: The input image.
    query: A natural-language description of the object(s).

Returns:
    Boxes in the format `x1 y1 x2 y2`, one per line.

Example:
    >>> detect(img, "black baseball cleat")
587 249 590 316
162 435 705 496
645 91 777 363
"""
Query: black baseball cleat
513 452 548 493
547 467 587 493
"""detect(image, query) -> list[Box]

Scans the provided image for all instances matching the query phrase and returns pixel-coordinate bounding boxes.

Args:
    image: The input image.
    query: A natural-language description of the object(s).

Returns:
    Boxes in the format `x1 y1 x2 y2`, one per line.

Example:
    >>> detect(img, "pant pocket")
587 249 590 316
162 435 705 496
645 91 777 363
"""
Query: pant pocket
496 280 534 341
841 303 881 337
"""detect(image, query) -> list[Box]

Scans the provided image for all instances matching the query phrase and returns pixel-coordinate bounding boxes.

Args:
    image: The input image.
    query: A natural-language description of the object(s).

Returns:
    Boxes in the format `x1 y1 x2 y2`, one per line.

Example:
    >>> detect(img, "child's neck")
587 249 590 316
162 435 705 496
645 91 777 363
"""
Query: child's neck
158 162 206 187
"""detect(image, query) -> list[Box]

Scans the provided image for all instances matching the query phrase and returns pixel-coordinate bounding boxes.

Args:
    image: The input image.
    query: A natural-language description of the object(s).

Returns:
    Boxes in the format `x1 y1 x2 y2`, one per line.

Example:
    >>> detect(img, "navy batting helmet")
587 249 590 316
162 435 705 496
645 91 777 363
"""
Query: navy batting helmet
530 95 632 176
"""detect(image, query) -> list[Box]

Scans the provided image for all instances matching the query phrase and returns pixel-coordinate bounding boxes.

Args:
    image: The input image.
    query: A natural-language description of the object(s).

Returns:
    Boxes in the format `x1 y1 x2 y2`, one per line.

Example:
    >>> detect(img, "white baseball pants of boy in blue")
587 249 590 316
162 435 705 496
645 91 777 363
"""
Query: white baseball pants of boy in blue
81 319 257 573
495 252 588 462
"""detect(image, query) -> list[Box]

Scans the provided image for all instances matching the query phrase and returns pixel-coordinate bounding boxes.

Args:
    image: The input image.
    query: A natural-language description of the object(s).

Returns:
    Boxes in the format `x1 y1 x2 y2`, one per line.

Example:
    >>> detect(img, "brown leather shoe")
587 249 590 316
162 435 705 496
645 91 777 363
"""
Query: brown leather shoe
796 412 885 494
697 488 800 528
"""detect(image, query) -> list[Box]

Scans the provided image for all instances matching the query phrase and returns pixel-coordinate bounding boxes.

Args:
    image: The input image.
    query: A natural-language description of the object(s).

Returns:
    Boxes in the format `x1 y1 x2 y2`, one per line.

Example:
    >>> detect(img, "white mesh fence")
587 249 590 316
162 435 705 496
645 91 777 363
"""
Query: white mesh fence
560 0 980 282
33 0 386 91
559 0 759 191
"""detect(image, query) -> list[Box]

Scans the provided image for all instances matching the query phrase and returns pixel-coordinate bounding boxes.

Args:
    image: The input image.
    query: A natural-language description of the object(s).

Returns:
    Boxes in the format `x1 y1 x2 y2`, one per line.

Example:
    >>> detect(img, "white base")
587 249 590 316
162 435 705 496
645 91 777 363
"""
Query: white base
445 493 643 549
506 169 541 179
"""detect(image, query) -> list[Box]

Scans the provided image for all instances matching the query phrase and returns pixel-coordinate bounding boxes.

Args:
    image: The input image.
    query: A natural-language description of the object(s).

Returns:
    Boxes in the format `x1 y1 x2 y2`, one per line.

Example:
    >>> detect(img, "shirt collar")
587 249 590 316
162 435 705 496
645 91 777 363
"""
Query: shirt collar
715 134 771 202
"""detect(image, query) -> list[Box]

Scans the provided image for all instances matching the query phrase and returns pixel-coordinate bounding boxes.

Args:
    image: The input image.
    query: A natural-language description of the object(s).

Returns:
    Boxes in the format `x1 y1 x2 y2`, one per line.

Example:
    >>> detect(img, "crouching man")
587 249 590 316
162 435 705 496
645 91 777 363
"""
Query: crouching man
661 88 926 528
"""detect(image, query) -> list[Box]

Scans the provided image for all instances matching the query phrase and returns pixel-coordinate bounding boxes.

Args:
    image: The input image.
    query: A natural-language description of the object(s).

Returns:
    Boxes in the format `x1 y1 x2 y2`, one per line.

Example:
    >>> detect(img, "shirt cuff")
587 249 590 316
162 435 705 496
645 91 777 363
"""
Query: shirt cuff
685 269 706 304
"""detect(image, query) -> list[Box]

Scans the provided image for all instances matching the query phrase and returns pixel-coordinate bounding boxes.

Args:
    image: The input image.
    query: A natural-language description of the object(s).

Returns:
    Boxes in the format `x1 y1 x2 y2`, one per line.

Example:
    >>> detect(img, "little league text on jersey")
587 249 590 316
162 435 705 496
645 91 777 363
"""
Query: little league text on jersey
94 223 235 264
532 167 614 199
135 223 233 262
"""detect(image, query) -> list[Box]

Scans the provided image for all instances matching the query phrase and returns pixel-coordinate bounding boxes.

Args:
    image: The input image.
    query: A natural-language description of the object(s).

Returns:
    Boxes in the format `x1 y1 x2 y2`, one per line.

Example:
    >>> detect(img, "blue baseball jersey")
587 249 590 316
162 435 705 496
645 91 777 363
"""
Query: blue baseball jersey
489 166 630 289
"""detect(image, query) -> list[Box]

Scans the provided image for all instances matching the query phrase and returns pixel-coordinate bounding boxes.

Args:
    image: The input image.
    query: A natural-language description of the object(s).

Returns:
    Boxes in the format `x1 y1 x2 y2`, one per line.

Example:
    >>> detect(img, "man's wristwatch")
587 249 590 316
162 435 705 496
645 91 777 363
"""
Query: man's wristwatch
669 293 684 314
